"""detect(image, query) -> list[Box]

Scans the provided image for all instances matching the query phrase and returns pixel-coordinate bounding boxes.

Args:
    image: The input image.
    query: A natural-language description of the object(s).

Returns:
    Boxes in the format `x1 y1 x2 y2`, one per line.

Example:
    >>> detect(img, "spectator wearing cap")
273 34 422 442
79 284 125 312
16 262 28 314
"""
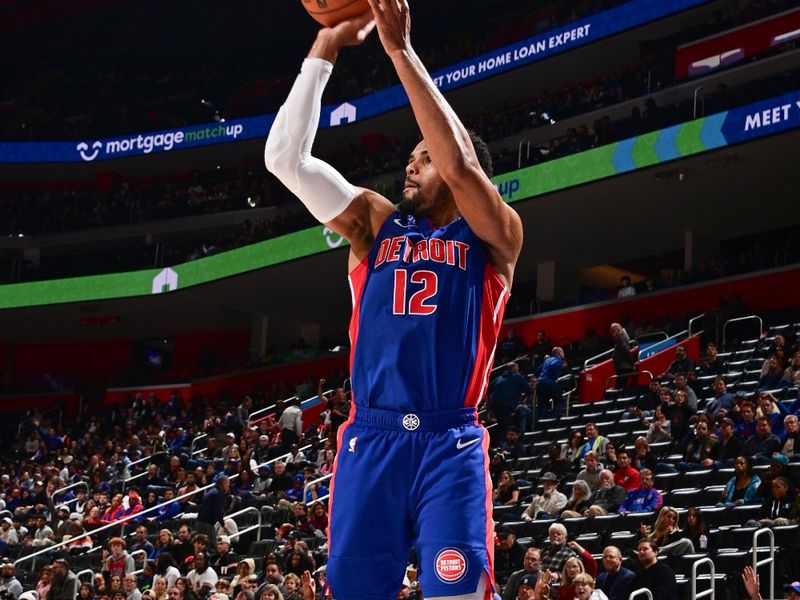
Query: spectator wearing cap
254 435 272 465
20 591 40 600
515 572 540 600
522 473 567 522
221 434 240 463
595 546 634 600
1 561 22 599
48 558 79 600
709 417 743 467
503 548 542 600
51 504 71 541
494 524 526 582
284 474 306 503
212 536 239 574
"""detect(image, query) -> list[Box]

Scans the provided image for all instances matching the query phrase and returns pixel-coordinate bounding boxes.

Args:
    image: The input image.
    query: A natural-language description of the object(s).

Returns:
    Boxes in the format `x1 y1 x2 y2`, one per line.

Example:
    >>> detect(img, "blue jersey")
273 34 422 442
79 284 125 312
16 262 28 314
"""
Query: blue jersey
348 211 509 413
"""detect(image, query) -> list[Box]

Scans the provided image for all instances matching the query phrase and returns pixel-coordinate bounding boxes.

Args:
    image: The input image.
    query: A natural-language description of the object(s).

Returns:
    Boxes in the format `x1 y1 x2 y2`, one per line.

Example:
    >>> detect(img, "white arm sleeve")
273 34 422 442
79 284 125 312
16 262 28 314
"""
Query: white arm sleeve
264 57 357 223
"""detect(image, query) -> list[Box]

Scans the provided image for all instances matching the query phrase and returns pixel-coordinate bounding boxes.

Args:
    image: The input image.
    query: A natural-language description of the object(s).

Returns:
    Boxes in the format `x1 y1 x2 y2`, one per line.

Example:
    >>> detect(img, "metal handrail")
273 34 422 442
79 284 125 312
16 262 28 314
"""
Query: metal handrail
122 452 168 490
127 451 168 470
76 568 95 583
636 331 669 344
303 474 333 505
628 588 653 600
190 434 208 457
130 548 148 564
13 457 274 568
560 373 578 416
584 340 639 369
688 313 706 336
248 405 278 428
723 315 763 350
753 528 775 600
17 406 63 436
691 556 715 600
226 506 262 543
605 370 653 391
53 480 89 503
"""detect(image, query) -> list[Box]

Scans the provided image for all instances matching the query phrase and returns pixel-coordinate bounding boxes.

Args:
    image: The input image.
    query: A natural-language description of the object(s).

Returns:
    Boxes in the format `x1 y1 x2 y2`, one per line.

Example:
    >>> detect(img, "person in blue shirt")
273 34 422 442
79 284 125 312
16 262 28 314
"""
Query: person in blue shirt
535 347 566 420
489 363 532 438
618 469 662 515
152 487 181 522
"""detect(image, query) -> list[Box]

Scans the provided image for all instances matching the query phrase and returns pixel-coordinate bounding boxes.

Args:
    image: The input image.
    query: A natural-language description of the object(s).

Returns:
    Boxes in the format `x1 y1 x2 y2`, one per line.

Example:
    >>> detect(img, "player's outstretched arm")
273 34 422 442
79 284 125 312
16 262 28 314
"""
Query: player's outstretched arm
366 0 522 283
264 15 394 266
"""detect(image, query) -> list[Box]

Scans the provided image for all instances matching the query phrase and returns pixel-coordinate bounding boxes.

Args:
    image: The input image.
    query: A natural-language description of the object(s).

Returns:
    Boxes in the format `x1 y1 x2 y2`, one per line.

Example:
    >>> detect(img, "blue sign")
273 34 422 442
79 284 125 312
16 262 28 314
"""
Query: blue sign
0 0 713 164
720 89 800 144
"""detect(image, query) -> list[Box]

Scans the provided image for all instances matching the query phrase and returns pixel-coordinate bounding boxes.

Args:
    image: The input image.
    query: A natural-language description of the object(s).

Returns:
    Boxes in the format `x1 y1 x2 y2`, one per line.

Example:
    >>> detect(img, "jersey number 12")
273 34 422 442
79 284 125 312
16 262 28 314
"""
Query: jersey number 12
393 269 438 316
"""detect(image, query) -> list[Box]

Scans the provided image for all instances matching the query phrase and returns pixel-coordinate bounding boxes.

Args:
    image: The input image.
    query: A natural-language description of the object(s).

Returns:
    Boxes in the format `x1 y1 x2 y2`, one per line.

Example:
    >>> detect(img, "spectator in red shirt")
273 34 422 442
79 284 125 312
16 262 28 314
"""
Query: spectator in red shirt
613 448 640 492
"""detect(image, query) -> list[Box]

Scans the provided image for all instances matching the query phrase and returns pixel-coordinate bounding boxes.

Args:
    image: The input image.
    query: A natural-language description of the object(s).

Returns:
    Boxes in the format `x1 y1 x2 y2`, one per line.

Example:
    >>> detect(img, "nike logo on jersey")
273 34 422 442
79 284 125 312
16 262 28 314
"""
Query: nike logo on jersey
456 437 482 450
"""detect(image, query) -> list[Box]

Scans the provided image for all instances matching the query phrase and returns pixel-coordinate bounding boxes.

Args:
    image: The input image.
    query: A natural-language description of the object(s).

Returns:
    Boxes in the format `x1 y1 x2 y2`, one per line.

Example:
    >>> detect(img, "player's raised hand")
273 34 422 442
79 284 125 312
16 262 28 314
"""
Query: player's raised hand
319 11 375 50
366 0 410 54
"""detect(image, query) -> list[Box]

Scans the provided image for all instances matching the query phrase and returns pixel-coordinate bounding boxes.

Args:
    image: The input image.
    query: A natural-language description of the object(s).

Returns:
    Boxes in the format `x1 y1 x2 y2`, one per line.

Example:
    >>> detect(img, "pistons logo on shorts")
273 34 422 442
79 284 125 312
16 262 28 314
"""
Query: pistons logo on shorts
434 548 467 583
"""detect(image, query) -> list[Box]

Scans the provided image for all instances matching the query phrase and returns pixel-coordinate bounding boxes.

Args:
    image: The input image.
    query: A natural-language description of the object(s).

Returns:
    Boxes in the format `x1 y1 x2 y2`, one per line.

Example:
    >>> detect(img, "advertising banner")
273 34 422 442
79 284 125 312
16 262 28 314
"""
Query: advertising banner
0 0 711 164
1 88 797 309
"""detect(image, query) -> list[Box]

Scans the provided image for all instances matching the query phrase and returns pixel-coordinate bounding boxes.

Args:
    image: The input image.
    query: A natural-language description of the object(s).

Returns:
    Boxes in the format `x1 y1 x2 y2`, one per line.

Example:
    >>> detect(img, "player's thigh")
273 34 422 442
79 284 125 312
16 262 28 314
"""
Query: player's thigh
327 424 412 599
413 425 494 598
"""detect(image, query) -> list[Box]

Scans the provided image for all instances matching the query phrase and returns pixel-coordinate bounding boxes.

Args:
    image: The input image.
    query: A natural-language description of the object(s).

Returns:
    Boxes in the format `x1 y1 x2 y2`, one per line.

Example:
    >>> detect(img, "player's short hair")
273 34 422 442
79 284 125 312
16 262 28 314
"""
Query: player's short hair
468 130 493 177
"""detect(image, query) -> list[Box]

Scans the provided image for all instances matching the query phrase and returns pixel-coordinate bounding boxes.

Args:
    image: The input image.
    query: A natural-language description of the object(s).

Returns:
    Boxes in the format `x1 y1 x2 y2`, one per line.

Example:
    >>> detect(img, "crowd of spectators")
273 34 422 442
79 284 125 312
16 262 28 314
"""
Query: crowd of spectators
486 322 800 599
0 370 357 600
0 309 798 599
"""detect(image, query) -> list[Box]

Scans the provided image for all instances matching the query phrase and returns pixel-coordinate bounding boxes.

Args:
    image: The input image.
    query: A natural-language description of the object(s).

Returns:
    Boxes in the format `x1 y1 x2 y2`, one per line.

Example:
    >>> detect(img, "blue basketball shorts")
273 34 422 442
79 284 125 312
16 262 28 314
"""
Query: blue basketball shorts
326 406 496 600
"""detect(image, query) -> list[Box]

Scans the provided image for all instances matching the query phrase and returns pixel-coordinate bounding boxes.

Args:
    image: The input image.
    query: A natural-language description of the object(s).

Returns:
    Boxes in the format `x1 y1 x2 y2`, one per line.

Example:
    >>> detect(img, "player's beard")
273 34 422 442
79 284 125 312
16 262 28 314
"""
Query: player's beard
398 188 420 217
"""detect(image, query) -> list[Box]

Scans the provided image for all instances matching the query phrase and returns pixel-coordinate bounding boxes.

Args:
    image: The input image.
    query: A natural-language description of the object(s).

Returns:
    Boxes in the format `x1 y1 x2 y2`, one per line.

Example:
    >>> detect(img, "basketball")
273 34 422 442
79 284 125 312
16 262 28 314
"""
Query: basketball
300 0 371 27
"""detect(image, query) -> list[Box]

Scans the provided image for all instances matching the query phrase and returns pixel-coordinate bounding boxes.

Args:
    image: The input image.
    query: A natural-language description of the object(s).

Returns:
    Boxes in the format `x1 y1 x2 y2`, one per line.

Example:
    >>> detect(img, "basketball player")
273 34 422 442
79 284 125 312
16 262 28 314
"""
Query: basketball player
264 1 522 598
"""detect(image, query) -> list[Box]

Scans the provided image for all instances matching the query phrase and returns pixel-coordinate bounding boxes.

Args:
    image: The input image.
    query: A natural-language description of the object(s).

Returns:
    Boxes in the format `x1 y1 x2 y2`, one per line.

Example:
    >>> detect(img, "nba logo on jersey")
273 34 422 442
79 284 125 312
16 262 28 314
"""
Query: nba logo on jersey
348 436 358 453
434 548 468 584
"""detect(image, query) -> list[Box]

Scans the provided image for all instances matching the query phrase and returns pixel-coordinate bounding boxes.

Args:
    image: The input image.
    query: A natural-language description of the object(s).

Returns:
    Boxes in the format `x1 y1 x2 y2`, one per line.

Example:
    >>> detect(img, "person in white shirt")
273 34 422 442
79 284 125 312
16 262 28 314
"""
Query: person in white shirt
523 473 567 521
